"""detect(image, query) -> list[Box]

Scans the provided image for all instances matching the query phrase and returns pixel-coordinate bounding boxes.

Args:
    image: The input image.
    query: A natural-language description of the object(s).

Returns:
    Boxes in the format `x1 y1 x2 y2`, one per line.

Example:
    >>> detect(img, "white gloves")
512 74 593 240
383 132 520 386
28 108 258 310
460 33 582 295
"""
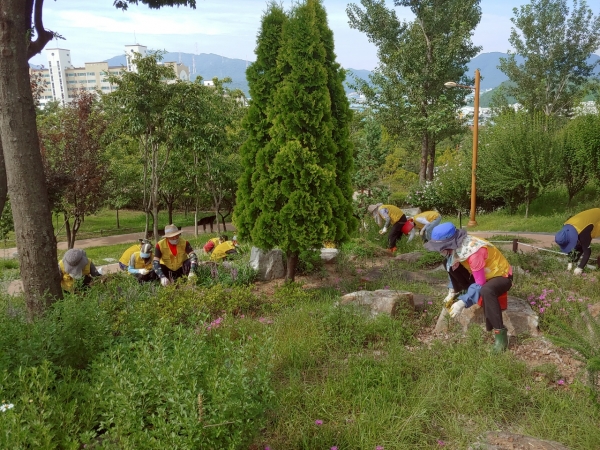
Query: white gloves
160 277 170 287
379 227 388 235
138 269 149 275
419 228 426 236
449 300 466 318
188 272 196 279
567 263 573 271
573 267 583 276
443 289 457 308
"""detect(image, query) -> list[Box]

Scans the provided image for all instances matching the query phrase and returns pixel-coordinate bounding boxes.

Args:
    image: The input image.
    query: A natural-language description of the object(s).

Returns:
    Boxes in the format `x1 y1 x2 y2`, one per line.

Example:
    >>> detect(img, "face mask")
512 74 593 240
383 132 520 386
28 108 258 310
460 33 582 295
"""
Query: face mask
169 238 179 245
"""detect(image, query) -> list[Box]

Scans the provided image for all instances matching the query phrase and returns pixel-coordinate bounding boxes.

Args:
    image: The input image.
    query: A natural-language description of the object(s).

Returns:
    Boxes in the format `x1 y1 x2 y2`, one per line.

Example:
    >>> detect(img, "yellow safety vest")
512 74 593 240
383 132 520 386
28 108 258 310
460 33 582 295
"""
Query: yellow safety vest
130 252 153 271
157 238 189 271
565 208 600 238
379 205 404 225
119 243 141 266
211 241 237 261
460 241 511 280
413 211 440 229
59 259 92 292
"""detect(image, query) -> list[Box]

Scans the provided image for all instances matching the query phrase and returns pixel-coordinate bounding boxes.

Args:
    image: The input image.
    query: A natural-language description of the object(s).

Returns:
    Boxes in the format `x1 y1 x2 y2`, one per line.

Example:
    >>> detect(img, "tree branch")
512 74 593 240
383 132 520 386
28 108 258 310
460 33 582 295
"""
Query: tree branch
27 0 54 60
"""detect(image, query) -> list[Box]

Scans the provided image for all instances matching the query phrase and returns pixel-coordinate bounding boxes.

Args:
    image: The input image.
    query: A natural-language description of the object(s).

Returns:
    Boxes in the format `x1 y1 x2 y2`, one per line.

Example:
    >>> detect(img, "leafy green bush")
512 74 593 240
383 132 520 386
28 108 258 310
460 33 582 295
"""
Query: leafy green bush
297 249 324 275
194 261 257 288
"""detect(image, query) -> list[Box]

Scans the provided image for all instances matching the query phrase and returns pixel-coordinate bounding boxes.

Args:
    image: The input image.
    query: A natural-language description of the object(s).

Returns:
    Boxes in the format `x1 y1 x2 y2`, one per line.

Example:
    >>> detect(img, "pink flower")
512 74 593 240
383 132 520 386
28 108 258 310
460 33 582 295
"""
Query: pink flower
331 447 338 450
438 440 446 446
558 379 565 385
376 447 384 450
539 307 545 313
315 419 323 425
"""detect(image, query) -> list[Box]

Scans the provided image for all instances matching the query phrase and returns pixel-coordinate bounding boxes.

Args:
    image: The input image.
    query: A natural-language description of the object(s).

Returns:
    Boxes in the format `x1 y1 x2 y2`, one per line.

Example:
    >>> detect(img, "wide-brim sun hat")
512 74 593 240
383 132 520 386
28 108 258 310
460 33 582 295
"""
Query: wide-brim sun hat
423 222 467 252
555 224 578 253
163 224 181 238
367 203 383 215
63 249 88 278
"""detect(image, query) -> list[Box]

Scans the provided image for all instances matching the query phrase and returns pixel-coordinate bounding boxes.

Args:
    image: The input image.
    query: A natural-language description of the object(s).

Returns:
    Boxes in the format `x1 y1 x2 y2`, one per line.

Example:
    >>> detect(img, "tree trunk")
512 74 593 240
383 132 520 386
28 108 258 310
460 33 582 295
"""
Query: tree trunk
116 208 120 228
151 143 160 243
285 251 299 282
0 140 6 215
167 200 173 225
0 1 63 314
419 133 428 183
426 138 436 182
65 216 72 249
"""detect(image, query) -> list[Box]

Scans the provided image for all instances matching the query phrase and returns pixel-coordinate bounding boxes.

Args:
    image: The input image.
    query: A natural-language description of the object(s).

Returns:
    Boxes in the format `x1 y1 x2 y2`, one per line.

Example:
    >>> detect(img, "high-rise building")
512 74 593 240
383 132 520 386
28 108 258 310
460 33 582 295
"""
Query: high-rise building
31 44 190 107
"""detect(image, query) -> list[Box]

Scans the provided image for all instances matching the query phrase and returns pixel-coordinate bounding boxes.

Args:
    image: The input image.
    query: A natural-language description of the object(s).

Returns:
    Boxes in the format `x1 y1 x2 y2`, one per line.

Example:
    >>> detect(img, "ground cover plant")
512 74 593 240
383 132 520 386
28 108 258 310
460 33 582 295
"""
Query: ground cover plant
1 230 600 448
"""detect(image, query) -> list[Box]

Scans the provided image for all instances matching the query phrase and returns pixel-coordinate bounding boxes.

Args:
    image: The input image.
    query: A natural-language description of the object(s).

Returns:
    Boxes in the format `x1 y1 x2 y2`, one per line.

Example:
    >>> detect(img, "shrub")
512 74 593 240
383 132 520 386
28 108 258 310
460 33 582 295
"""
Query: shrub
297 249 324 276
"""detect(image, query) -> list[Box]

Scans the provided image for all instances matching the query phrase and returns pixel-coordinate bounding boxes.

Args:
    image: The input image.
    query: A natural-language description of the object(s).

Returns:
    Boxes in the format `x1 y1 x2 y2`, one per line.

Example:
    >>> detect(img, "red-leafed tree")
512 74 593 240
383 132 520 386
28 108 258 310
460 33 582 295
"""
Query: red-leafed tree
39 90 108 249
0 0 196 315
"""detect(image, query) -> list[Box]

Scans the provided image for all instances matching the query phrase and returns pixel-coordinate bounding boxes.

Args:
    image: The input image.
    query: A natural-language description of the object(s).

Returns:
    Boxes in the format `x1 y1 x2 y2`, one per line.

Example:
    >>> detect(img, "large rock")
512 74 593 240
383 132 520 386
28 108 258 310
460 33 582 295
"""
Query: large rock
434 295 539 336
320 248 339 264
468 431 570 450
339 290 414 318
249 247 285 281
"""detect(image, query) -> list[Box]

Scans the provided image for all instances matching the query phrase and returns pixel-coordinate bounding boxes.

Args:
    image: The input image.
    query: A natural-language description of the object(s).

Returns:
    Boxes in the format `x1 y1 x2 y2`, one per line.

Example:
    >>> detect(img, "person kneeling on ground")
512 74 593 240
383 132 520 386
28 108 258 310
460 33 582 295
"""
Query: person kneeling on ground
59 248 102 293
554 208 600 276
128 242 158 283
153 224 198 286
367 203 414 254
424 222 513 353
203 235 227 255
118 238 151 271
210 235 239 262
409 210 442 243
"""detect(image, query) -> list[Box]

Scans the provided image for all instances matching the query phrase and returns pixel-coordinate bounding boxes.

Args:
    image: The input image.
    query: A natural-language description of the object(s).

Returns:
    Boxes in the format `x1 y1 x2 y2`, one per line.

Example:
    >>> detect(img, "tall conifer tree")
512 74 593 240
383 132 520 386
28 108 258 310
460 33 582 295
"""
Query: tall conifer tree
234 3 287 239
235 0 355 280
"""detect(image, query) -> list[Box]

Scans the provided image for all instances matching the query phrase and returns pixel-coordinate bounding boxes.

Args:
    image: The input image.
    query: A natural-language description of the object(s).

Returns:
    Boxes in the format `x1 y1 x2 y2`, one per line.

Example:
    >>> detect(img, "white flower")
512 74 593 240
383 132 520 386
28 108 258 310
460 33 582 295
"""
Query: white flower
0 403 14 412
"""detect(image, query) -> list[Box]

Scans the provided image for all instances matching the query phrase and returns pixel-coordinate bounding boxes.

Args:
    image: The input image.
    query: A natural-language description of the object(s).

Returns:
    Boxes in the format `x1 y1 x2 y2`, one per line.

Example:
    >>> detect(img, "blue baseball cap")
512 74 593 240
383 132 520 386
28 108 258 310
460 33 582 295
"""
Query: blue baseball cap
555 224 578 253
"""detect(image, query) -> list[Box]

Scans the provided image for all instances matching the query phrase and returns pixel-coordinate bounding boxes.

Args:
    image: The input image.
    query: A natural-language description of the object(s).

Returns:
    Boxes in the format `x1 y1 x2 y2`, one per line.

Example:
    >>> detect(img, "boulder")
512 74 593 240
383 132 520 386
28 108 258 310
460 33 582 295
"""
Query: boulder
320 248 339 264
394 251 422 263
249 247 285 281
339 290 414 318
434 295 539 337
468 431 570 450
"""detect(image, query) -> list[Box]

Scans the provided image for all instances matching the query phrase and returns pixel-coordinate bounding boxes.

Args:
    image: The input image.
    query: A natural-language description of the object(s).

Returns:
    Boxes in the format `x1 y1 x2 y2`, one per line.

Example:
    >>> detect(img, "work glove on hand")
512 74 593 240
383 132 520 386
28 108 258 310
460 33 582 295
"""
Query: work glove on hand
379 227 388 235
567 262 573 271
407 228 416 243
138 269 149 275
188 272 197 279
573 267 583 276
449 300 466 318
443 289 457 309
419 228 426 236
160 277 170 287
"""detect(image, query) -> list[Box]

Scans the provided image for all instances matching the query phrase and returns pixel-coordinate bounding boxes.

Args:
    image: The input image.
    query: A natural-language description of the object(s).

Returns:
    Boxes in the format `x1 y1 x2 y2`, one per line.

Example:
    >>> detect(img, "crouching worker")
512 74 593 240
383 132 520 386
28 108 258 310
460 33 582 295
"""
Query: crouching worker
210 235 239 262
367 203 413 254
203 235 226 255
153 224 198 286
409 210 441 242
554 208 600 276
59 249 102 293
424 223 513 353
118 238 151 271
128 242 158 283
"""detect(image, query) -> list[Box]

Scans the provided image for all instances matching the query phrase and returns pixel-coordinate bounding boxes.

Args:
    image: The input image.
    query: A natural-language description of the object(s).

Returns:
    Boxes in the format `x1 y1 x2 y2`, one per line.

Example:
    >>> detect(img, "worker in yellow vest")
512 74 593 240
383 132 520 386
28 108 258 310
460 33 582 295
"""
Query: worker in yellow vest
203 235 226 254
425 222 513 353
555 208 600 275
58 248 102 292
409 210 442 242
118 238 151 271
210 236 239 262
152 224 198 286
367 203 413 253
128 242 158 283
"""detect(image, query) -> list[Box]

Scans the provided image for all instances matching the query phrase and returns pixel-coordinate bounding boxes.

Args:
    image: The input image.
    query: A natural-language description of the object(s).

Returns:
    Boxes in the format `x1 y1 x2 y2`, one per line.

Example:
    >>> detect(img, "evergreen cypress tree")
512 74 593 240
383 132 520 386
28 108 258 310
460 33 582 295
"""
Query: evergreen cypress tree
233 2 287 240
235 0 355 280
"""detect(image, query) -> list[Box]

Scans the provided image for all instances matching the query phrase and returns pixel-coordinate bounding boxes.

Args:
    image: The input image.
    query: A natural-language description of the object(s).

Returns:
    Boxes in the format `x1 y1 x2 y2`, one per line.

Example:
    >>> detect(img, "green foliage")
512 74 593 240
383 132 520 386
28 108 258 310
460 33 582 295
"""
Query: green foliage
297 249 325 276
235 0 356 277
193 262 258 288
0 197 13 242
478 111 561 215
347 0 482 181
498 0 600 116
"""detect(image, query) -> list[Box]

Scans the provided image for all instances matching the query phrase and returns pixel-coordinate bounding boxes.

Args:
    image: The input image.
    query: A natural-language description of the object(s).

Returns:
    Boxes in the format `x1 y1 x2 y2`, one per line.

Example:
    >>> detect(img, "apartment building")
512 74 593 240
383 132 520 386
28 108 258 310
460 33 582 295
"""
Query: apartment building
32 44 190 107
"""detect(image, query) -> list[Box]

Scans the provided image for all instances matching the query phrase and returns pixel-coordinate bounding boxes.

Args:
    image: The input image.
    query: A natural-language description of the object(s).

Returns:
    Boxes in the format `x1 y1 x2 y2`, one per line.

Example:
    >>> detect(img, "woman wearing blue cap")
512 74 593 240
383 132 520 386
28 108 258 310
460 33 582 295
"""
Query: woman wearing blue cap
554 208 600 275
424 222 513 353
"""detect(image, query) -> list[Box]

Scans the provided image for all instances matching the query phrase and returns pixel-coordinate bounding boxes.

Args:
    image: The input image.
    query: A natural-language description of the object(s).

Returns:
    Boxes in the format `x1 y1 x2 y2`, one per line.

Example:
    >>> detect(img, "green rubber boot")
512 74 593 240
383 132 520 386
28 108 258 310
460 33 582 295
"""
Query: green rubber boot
492 328 508 353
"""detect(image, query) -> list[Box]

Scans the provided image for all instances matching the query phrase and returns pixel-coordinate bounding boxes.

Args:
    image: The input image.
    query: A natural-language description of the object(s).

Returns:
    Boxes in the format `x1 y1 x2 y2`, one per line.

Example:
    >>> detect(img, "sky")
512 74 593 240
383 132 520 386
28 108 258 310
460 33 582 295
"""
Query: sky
30 0 600 71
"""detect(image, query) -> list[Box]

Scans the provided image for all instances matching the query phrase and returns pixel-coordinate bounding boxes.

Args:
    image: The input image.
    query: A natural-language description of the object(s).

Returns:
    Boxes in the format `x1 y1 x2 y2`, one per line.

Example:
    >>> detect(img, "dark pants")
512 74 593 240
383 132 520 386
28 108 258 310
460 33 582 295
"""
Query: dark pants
447 263 512 331
160 259 193 281
388 214 407 249
134 271 159 284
